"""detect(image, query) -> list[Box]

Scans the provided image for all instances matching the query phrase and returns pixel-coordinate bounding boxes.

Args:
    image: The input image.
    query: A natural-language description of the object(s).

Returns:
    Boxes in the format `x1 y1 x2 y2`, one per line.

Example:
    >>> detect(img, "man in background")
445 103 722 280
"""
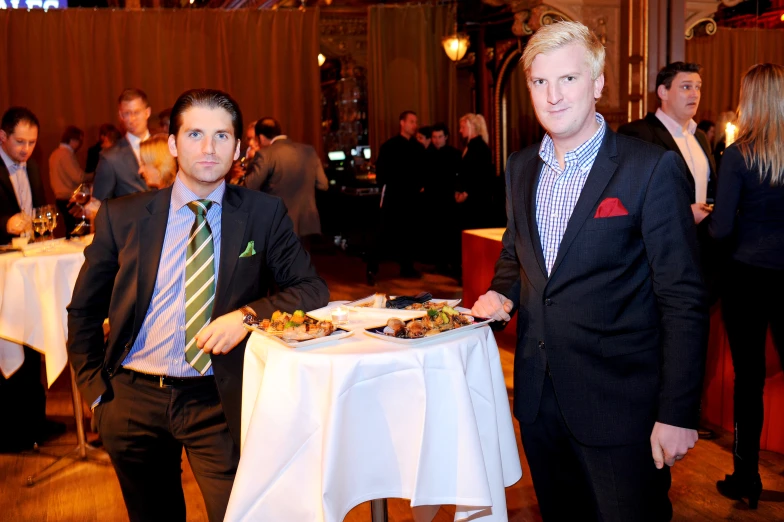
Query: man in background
49 125 86 238
425 123 461 275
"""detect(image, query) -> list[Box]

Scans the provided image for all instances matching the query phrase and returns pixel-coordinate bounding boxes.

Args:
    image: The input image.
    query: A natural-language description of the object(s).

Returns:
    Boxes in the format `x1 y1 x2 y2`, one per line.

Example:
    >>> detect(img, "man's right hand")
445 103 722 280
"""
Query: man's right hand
691 203 712 224
471 290 514 322
6 212 31 235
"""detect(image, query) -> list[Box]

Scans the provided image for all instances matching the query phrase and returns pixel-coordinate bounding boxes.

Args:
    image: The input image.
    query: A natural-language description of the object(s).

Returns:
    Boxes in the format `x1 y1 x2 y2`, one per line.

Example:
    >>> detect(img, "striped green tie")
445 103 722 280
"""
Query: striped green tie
184 199 215 374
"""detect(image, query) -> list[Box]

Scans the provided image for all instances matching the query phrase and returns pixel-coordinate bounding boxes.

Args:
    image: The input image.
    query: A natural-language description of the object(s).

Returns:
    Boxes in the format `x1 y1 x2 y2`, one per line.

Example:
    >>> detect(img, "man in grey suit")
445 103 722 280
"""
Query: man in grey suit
93 88 152 201
245 118 329 238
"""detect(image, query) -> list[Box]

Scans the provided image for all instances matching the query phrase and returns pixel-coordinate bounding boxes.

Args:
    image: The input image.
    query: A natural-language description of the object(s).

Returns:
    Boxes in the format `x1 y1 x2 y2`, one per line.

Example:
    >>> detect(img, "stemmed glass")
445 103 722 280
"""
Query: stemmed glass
71 182 93 236
31 207 50 243
44 204 58 240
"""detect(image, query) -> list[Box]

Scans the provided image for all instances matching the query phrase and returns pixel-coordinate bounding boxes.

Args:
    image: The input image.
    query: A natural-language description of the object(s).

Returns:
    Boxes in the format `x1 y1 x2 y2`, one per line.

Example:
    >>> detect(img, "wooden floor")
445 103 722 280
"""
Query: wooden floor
3 248 784 521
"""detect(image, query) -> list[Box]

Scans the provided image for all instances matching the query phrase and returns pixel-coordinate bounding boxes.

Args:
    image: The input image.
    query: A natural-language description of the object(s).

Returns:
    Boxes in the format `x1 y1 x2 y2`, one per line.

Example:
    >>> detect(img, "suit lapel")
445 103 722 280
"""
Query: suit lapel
520 153 548 282
133 187 172 336
0 161 20 214
548 130 619 278
214 186 248 316
647 114 696 197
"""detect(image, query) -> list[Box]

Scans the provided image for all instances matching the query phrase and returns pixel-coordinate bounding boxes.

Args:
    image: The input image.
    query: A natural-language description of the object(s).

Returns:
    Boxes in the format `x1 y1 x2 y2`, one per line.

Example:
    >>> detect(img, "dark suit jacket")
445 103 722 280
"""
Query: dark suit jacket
490 128 708 447
618 112 717 202
244 139 329 237
0 159 46 245
93 137 148 201
66 184 330 446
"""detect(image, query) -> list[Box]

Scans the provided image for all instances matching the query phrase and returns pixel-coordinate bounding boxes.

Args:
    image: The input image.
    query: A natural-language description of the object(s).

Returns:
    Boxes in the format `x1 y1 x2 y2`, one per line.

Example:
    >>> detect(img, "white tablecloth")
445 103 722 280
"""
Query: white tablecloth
0 241 87 385
225 323 522 522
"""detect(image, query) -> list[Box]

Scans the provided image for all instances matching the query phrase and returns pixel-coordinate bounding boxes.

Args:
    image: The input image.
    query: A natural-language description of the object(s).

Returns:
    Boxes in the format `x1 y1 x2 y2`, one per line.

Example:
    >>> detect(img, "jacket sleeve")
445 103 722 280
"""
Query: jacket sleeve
66 202 119 405
92 154 117 201
708 145 744 240
641 151 709 429
488 151 522 310
244 152 272 191
246 199 330 317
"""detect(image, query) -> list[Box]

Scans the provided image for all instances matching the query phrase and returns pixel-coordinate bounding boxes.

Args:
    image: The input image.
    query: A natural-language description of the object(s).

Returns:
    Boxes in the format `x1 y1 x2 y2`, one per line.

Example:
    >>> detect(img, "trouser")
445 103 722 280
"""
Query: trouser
721 261 784 477
0 346 46 451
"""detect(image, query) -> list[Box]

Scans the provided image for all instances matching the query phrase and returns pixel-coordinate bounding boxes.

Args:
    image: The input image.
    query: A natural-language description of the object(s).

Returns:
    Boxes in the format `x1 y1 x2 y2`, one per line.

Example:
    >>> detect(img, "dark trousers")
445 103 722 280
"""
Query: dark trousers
366 203 416 275
0 346 46 451
96 369 239 522
519 375 673 522
721 261 784 478
56 199 78 239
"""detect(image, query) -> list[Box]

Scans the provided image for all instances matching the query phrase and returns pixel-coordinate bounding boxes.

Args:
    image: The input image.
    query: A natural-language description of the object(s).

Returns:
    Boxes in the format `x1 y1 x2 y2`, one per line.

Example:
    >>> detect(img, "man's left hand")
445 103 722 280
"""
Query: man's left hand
650 421 697 469
195 310 248 355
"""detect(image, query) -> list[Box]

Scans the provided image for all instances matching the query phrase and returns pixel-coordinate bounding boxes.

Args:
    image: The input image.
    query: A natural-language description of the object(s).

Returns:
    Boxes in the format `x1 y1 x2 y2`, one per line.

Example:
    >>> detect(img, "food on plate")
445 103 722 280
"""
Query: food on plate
252 310 336 341
356 292 388 308
382 311 475 339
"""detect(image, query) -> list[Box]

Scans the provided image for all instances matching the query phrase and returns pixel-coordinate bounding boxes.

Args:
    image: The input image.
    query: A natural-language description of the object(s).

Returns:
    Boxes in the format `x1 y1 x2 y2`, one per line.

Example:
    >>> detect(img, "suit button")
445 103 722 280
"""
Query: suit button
544 299 553 306
538 341 545 349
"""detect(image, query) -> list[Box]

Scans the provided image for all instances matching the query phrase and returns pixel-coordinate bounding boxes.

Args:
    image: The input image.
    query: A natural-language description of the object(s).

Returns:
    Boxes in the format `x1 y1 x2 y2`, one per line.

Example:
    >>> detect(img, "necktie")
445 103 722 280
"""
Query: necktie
184 200 215 374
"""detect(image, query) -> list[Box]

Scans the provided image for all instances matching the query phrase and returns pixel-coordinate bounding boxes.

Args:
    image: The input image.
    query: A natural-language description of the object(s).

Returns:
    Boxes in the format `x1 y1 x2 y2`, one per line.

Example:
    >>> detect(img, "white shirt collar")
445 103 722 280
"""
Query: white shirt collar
60 143 74 152
126 131 150 150
0 146 24 171
655 108 697 137
270 135 288 145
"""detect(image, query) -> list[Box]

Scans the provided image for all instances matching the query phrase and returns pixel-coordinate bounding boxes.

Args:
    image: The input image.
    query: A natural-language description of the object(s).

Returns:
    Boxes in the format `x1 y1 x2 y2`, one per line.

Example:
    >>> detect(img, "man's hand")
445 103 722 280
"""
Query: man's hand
6 212 31 235
471 290 514 322
650 421 697 469
195 310 248 355
691 203 712 224
455 191 468 204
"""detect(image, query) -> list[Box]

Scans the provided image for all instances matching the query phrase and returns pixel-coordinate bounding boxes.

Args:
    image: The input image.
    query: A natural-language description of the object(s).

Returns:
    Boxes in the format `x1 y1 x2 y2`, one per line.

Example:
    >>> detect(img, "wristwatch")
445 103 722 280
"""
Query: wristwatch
240 305 258 324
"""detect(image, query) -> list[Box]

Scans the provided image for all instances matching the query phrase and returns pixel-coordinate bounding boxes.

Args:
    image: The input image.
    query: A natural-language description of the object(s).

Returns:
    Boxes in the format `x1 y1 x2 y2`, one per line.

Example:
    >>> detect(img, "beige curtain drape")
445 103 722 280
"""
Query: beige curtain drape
367 4 458 157
686 28 784 122
0 9 321 201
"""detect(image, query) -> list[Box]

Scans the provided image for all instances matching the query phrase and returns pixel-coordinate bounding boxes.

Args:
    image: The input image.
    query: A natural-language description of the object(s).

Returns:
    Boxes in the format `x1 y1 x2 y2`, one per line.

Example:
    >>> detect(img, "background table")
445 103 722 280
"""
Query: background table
225 324 522 522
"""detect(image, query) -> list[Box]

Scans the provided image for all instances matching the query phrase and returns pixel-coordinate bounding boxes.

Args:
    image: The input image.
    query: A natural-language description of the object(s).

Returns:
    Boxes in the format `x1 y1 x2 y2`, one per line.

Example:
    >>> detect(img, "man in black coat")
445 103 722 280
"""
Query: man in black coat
67 90 329 522
472 23 708 521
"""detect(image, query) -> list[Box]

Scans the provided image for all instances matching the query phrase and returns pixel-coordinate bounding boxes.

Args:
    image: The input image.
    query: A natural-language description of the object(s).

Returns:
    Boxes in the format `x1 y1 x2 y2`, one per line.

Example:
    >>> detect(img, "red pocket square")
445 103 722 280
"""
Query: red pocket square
594 197 629 218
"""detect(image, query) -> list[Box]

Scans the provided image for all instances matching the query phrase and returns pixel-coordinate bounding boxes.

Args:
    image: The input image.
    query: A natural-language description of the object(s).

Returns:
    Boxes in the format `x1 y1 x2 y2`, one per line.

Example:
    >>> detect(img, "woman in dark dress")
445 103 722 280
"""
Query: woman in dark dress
710 63 784 510
456 113 493 230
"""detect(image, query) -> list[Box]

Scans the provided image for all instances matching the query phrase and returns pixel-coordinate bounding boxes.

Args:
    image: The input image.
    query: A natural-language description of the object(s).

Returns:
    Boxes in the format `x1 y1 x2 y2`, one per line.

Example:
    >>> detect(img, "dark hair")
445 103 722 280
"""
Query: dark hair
418 126 433 139
255 118 282 140
656 62 702 94
697 120 715 133
158 108 172 128
431 122 450 137
60 126 84 144
399 110 417 122
170 89 243 141
98 123 122 145
1 107 39 135
118 88 150 107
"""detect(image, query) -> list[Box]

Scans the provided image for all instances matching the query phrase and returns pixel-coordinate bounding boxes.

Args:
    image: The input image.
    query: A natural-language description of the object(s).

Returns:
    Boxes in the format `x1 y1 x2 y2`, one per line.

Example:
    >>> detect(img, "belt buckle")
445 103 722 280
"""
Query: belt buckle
159 376 171 388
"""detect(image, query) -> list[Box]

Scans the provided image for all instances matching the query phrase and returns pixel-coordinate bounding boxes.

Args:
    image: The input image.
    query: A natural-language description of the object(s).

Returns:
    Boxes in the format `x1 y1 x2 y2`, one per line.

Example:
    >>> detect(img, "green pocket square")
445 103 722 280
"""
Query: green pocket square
239 241 256 258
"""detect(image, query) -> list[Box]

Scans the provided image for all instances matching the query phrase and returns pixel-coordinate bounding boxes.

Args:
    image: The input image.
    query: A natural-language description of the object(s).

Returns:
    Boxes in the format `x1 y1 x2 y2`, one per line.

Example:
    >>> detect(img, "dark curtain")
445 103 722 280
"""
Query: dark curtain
367 4 458 158
0 8 322 202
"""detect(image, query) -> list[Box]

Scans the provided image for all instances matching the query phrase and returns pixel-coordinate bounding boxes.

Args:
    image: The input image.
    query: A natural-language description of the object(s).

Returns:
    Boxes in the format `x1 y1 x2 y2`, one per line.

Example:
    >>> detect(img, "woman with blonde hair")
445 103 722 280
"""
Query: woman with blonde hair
456 113 493 225
138 133 177 189
710 63 784 509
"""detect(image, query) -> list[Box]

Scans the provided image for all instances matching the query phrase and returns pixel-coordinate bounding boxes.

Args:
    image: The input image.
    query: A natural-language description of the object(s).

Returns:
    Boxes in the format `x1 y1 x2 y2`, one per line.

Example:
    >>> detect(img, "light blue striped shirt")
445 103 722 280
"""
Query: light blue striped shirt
122 177 224 377
535 113 606 275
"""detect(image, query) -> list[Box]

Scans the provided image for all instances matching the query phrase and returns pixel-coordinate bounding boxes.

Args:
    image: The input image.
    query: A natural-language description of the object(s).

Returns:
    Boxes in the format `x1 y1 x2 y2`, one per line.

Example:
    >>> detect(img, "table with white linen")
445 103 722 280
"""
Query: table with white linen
225 321 522 522
0 240 87 383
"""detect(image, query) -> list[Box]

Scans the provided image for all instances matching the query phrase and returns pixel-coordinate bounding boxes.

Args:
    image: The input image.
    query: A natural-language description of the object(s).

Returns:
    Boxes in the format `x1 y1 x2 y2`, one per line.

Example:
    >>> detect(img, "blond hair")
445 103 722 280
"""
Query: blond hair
521 21 605 81
460 113 489 144
735 63 784 186
139 134 177 188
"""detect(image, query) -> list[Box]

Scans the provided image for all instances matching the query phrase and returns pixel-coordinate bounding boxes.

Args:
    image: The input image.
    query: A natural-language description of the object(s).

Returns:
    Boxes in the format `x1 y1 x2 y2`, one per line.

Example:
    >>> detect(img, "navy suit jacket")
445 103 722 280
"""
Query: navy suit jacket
490 127 709 446
0 159 47 245
93 137 149 201
66 184 330 446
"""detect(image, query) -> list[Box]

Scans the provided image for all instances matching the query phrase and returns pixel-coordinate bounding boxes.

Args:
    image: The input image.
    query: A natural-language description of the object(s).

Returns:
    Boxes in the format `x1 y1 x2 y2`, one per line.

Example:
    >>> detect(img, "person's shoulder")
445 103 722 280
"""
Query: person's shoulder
103 186 161 214
226 183 283 210
101 138 130 161
614 130 668 159
509 142 540 165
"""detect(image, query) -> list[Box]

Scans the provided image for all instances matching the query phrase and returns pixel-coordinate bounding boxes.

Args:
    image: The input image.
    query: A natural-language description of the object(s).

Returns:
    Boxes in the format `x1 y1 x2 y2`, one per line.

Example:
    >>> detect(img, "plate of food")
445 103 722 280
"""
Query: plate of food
244 310 353 348
363 305 492 345
347 292 461 311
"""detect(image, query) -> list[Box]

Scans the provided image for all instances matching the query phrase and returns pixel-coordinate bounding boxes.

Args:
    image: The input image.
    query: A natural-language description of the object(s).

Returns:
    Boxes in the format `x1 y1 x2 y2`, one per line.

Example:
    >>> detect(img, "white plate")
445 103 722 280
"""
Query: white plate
346 295 462 312
244 323 354 348
362 316 493 346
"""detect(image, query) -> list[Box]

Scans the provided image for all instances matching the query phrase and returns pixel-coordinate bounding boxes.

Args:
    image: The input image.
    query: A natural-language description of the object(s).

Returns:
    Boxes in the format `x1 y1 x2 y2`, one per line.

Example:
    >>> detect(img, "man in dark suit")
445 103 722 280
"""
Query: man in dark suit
244 118 329 238
0 107 65 452
472 22 708 521
67 90 330 522
92 88 152 201
425 123 461 275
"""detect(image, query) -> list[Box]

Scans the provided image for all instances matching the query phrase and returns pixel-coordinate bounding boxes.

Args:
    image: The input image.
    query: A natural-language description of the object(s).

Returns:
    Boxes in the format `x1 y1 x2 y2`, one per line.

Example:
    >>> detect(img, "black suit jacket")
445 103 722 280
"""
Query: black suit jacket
0 159 47 245
66 184 330 446
93 137 149 201
618 112 717 202
490 128 708 446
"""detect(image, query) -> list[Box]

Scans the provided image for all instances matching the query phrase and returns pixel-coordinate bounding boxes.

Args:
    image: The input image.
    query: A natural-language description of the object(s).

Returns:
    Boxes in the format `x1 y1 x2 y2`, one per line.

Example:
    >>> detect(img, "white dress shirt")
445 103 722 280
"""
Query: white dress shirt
655 108 709 203
126 131 151 166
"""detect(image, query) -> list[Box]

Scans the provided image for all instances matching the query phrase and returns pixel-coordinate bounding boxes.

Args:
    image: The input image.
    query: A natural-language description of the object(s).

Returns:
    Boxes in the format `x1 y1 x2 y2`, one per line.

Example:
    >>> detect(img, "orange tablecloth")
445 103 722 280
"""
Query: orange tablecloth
462 229 784 454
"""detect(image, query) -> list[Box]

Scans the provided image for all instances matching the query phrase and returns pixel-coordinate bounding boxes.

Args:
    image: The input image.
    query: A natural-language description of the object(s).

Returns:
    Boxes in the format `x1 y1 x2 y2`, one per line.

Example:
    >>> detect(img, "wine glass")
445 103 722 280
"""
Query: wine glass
31 207 49 243
71 182 93 236
44 204 58 240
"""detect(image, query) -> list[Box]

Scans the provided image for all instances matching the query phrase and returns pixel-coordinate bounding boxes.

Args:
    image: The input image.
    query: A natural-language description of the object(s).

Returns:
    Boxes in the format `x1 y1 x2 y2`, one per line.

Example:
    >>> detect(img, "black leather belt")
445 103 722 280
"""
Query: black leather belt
120 368 214 388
